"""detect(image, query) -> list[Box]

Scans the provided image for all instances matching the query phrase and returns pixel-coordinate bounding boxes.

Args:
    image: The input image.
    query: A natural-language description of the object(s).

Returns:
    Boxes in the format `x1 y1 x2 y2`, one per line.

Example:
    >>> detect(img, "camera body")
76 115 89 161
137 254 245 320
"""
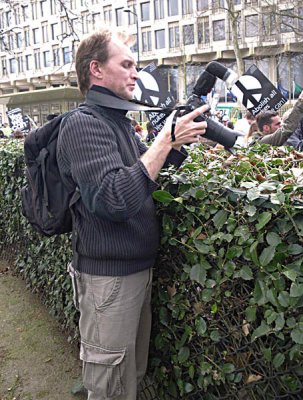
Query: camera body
183 61 243 150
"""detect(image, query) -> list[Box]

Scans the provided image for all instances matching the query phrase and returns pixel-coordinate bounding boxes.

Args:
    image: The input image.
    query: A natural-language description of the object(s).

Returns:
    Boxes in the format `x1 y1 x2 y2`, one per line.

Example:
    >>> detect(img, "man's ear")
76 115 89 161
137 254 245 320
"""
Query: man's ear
90 60 103 79
263 124 270 134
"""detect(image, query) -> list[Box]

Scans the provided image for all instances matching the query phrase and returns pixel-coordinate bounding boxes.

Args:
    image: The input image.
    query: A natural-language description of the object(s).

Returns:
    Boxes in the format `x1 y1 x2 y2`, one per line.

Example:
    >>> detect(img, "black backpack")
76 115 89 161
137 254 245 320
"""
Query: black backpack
21 92 166 237
21 105 98 236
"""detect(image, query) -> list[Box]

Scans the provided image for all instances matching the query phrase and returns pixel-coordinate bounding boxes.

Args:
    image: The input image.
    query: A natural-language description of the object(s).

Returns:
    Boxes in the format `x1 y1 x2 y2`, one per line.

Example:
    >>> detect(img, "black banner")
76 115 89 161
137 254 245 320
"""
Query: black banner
134 63 176 132
232 65 287 116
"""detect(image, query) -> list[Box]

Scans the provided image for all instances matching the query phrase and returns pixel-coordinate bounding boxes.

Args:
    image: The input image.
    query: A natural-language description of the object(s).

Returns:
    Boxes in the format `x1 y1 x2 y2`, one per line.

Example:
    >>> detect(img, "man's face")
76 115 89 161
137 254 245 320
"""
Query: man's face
98 38 139 100
263 115 281 135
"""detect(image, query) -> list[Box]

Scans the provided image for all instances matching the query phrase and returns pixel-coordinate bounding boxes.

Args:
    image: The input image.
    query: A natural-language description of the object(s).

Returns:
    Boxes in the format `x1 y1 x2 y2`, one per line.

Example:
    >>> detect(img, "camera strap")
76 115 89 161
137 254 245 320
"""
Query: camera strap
86 90 174 113
170 105 189 142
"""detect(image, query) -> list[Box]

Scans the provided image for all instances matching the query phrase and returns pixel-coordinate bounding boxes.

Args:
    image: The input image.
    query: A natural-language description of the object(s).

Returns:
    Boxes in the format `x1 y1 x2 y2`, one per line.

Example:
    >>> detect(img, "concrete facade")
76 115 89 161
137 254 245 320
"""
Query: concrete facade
0 0 302 120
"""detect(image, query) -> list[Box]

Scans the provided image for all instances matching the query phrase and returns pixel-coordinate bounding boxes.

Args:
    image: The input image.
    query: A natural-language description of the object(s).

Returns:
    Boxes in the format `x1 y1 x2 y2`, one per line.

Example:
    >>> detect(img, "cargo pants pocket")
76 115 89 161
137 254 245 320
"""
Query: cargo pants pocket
80 341 126 398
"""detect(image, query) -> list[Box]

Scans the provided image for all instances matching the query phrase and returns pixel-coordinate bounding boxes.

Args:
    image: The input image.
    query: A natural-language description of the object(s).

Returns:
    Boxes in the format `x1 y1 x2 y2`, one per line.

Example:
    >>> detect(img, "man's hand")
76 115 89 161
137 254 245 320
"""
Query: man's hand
140 104 209 181
157 104 209 149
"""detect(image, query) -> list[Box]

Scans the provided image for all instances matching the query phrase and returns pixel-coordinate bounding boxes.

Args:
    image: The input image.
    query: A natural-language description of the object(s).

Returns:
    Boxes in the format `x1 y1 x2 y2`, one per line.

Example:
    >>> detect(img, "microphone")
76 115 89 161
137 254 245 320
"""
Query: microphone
205 61 238 90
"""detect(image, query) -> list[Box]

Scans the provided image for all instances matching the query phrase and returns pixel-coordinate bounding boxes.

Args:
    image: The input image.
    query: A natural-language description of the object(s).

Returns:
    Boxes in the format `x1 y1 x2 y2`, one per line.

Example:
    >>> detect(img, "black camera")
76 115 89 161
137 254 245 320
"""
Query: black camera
183 61 244 150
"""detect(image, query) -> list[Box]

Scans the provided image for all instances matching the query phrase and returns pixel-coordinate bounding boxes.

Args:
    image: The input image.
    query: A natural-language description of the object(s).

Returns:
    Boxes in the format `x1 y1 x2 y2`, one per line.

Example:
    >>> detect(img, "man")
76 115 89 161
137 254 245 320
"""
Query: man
234 111 255 135
284 116 303 151
57 28 208 400
250 90 303 146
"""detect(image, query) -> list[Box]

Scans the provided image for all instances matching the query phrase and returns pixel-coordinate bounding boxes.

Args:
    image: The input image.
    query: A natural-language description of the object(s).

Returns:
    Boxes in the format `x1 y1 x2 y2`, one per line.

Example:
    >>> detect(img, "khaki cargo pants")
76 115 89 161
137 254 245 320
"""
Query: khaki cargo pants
69 265 153 400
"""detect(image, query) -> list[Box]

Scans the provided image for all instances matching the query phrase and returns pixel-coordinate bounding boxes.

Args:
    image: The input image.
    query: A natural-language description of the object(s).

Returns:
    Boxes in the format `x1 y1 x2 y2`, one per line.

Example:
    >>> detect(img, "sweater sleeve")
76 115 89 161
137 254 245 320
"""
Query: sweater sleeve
260 99 303 146
58 111 158 222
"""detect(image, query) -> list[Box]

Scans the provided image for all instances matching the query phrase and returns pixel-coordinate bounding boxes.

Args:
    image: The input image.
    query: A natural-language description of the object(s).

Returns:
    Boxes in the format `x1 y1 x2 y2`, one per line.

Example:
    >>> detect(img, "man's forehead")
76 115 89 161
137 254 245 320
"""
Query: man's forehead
108 38 135 60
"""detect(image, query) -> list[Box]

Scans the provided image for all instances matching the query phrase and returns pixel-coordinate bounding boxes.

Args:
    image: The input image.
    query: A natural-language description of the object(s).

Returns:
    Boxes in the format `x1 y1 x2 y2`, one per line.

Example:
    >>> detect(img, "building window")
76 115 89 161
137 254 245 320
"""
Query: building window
53 47 60 66
168 0 179 16
183 24 194 45
141 2 150 21
104 6 112 24
1 57 7 75
16 32 22 48
298 7 303 32
182 0 193 15
40 0 48 18
33 28 40 44
25 54 32 70
142 30 152 51
61 19 69 36
8 33 14 50
9 58 17 74
31 2 38 19
63 47 71 64
245 14 258 37
17 55 23 73
21 5 29 22
228 14 241 40
42 23 48 43
212 0 224 9
34 50 41 69
24 27 30 46
116 8 124 26
1 58 7 75
213 19 225 40
154 0 165 19
197 0 209 11
92 13 101 30
51 23 59 40
50 0 57 15
43 50 51 67
169 24 180 48
5 11 12 27
81 13 90 34
155 29 165 48
13 7 20 25
281 9 294 33
261 11 277 36
198 16 210 44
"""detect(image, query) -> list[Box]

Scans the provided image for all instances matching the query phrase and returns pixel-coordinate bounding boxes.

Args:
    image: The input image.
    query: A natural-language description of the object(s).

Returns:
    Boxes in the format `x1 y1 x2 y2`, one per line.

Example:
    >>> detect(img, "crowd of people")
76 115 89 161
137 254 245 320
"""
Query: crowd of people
128 89 303 152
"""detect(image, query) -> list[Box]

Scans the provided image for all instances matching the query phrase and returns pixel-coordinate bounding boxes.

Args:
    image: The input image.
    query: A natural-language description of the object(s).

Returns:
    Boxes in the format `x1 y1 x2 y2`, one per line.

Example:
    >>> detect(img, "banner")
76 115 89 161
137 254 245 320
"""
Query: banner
134 63 176 132
231 64 287 116
6 108 31 133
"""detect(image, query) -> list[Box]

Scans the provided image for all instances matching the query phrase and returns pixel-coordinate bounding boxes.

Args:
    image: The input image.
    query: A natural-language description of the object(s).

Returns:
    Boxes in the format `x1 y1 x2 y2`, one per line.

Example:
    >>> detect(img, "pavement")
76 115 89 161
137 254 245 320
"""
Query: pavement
0 259 86 400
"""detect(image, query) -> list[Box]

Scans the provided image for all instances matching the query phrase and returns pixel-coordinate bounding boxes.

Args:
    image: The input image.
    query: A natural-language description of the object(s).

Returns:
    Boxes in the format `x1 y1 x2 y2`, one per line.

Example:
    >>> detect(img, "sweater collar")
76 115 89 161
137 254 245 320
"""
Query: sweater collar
88 85 128 117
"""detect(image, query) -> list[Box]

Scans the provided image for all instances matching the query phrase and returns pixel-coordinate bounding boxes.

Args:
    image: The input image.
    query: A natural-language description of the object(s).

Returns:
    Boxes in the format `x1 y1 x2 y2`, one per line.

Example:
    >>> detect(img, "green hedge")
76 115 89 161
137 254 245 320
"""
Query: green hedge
0 140 78 340
1 140 303 399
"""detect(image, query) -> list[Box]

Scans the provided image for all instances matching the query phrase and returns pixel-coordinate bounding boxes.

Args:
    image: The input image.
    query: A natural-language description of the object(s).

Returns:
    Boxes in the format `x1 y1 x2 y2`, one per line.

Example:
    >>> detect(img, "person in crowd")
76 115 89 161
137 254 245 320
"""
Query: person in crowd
221 114 230 127
12 129 24 139
227 120 234 130
145 121 158 143
249 90 303 146
1 122 13 138
284 117 303 151
131 118 144 138
234 111 255 135
57 28 208 400
243 121 258 146
234 111 256 146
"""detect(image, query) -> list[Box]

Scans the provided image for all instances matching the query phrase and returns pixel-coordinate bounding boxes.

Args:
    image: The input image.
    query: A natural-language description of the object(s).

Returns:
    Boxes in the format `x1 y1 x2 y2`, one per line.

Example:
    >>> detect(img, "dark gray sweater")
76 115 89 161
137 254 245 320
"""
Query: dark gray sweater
57 87 187 276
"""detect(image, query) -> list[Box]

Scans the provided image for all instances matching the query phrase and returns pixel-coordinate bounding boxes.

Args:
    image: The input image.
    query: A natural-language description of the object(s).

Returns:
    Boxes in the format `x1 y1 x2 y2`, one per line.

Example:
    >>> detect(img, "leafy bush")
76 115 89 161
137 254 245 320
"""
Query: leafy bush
0 140 78 340
150 145 303 399
1 140 303 399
